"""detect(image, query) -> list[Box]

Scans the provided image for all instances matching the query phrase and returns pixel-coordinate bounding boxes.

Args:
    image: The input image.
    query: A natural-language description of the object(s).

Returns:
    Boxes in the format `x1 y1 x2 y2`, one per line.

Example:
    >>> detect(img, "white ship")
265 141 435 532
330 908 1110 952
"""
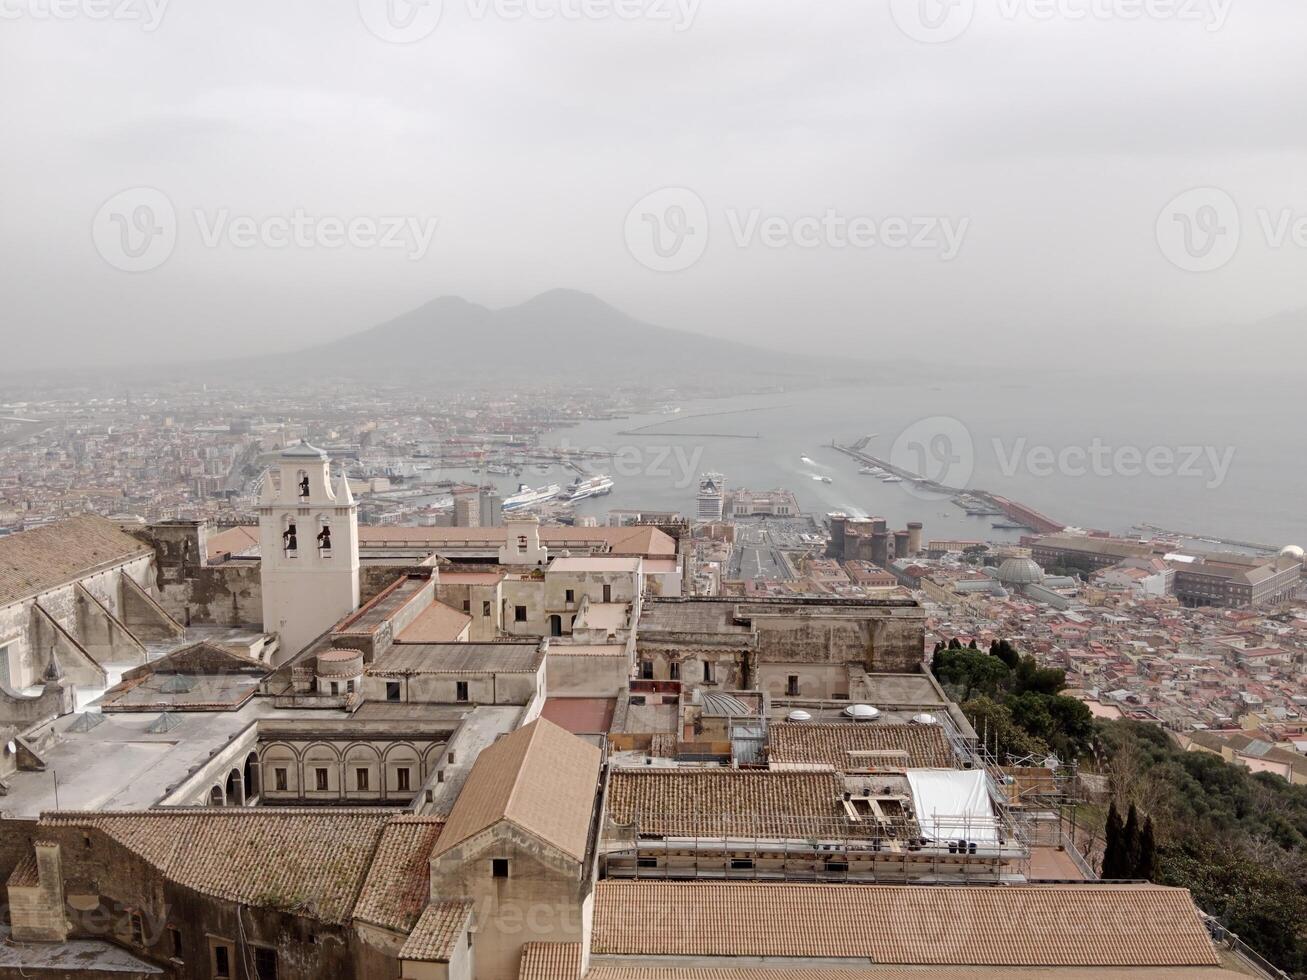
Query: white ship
562 474 615 501
502 483 561 511
881 475 903 484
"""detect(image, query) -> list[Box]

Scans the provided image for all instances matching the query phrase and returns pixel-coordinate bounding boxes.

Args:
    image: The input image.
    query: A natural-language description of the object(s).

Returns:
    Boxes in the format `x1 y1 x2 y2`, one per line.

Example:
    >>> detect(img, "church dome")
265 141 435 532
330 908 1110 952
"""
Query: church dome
1280 545 1305 561
996 556 1045 586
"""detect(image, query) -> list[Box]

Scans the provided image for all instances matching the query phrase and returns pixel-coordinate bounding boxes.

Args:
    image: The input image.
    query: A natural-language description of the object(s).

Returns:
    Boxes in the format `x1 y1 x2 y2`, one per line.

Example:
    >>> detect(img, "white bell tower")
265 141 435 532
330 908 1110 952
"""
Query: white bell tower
257 443 360 658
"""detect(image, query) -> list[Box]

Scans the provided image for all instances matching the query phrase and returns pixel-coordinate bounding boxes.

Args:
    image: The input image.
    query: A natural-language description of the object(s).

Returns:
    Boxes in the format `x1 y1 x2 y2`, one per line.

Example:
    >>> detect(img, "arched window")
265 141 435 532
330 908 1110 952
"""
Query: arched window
317 516 332 556
282 515 298 556
297 469 311 498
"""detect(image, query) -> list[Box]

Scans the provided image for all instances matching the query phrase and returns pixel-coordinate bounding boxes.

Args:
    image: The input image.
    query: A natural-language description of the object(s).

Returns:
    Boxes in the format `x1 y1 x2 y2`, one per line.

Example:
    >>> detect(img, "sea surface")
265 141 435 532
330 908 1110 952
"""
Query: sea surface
423 374 1303 550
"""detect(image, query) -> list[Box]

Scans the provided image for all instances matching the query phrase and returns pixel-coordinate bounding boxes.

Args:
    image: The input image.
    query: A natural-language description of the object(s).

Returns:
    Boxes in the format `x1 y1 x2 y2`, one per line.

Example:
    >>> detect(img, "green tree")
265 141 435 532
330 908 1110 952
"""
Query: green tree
1137 815 1158 881
1123 803 1142 878
1102 801 1126 879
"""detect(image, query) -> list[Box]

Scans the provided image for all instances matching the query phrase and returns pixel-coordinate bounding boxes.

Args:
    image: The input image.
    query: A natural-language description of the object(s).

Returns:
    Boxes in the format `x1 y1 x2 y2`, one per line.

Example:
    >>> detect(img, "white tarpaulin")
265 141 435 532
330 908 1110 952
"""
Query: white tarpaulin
905 768 1000 844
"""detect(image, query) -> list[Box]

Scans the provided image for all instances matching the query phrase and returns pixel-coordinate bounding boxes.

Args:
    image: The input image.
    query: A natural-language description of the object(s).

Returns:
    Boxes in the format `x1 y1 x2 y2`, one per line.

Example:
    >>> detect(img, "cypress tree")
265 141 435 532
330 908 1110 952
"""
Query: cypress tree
1102 801 1125 878
1123 803 1142 879
1136 815 1158 881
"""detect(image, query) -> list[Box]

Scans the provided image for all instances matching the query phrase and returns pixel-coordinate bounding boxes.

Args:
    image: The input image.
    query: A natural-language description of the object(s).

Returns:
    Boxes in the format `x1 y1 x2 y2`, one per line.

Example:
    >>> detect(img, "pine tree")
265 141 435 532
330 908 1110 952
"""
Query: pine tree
1102 801 1125 878
968 638 978 649
1136 815 1158 881
1123 803 1142 879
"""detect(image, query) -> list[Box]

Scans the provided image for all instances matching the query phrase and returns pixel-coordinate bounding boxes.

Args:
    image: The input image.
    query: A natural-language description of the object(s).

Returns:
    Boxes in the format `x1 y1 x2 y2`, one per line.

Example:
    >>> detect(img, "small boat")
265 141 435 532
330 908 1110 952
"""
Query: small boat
881 476 903 484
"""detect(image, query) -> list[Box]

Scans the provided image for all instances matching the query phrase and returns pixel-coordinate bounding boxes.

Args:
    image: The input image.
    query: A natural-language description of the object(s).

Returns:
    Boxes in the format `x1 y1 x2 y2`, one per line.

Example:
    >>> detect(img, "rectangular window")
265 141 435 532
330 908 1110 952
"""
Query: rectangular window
169 926 183 960
455 681 469 702
514 605 527 622
386 681 401 702
210 940 233 979
482 600 491 617
356 767 369 791
603 584 612 602
565 589 574 604
315 768 329 791
787 675 800 696
669 661 680 680
730 858 755 870
274 768 288 791
492 858 509 878
130 912 144 945
462 599 471 612
254 946 278 980
639 661 653 680
703 660 715 683
396 767 411 791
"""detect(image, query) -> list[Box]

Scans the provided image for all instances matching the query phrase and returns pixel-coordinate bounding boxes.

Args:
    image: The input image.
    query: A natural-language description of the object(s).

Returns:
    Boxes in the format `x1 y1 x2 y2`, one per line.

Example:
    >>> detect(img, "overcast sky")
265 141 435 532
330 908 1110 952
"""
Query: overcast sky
2 0 1306 370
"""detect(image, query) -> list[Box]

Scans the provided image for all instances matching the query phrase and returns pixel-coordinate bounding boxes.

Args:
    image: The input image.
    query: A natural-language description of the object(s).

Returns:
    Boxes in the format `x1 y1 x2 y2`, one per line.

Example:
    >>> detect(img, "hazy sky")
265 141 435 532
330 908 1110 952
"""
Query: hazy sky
3 0 1306 369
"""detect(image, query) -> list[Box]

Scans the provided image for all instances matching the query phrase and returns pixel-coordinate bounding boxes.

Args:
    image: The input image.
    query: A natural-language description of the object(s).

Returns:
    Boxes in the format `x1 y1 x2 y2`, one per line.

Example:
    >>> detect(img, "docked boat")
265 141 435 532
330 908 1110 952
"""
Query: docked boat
562 474 615 501
881 476 903 483
502 483 561 511
858 465 882 475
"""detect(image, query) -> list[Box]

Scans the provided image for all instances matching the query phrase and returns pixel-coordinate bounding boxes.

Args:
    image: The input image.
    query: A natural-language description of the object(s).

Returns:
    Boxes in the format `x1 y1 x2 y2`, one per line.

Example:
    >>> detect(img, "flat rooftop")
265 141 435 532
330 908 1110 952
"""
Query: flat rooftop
2 701 342 818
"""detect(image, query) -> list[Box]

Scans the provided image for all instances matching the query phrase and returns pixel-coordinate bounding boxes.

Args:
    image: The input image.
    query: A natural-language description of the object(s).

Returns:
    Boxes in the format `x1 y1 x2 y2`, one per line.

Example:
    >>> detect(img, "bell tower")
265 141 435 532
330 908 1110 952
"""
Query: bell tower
257 443 359 658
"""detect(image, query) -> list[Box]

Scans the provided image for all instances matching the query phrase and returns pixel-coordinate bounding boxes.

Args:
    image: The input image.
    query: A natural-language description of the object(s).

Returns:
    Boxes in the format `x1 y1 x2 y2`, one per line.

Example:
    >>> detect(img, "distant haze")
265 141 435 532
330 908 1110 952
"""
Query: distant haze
2 0 1306 372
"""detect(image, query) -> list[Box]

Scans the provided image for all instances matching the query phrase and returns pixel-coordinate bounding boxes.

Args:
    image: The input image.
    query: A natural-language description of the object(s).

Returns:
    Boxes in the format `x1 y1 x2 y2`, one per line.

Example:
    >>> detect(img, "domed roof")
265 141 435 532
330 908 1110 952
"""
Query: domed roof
996 556 1045 586
1279 545 1304 560
279 441 328 460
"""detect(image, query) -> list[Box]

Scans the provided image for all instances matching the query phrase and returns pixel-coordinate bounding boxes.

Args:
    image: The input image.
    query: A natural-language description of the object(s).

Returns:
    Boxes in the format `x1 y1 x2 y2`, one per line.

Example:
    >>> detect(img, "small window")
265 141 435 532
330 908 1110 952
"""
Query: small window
462 599 471 612
386 681 401 702
169 926 183 960
482 600 491 617
315 768 329 791
703 660 715 683
669 661 681 680
565 589 574 604
637 856 658 868
455 681 469 703
254 946 278 980
397 767 411 791
130 912 144 945
492 858 509 878
514 605 527 622
211 940 233 979
356 767 369 791
603 584 612 602
329 681 339 696
274 768 288 791
730 858 755 870
639 661 653 680
787 675 800 696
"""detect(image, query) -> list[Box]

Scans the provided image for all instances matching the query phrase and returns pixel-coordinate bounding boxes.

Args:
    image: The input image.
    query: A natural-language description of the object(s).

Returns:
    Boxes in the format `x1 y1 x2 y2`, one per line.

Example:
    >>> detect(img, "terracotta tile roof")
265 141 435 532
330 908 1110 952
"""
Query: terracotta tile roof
0 515 151 606
768 723 955 770
591 882 1220 966
433 719 602 863
205 525 259 561
352 816 445 933
583 970 1250 980
6 852 38 888
607 769 846 837
39 809 391 924
518 943 582 980
399 601 473 643
398 901 473 962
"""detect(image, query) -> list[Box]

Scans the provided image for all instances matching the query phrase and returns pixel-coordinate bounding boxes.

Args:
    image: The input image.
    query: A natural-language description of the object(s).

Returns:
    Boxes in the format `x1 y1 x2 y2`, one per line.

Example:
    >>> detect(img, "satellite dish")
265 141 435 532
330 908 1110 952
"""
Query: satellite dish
911 713 939 726
787 710 812 722
5 740 15 754
844 704 881 722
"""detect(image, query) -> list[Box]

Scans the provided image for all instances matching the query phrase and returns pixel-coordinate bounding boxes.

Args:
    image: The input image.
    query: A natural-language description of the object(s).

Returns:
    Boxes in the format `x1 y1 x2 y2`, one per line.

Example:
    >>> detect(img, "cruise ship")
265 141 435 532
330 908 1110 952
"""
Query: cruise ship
562 474 615 501
502 483 561 511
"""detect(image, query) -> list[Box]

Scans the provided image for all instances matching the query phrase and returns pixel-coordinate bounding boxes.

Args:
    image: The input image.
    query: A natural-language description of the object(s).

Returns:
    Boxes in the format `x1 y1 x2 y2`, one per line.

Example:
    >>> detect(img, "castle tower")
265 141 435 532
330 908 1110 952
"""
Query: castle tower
257 443 359 657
